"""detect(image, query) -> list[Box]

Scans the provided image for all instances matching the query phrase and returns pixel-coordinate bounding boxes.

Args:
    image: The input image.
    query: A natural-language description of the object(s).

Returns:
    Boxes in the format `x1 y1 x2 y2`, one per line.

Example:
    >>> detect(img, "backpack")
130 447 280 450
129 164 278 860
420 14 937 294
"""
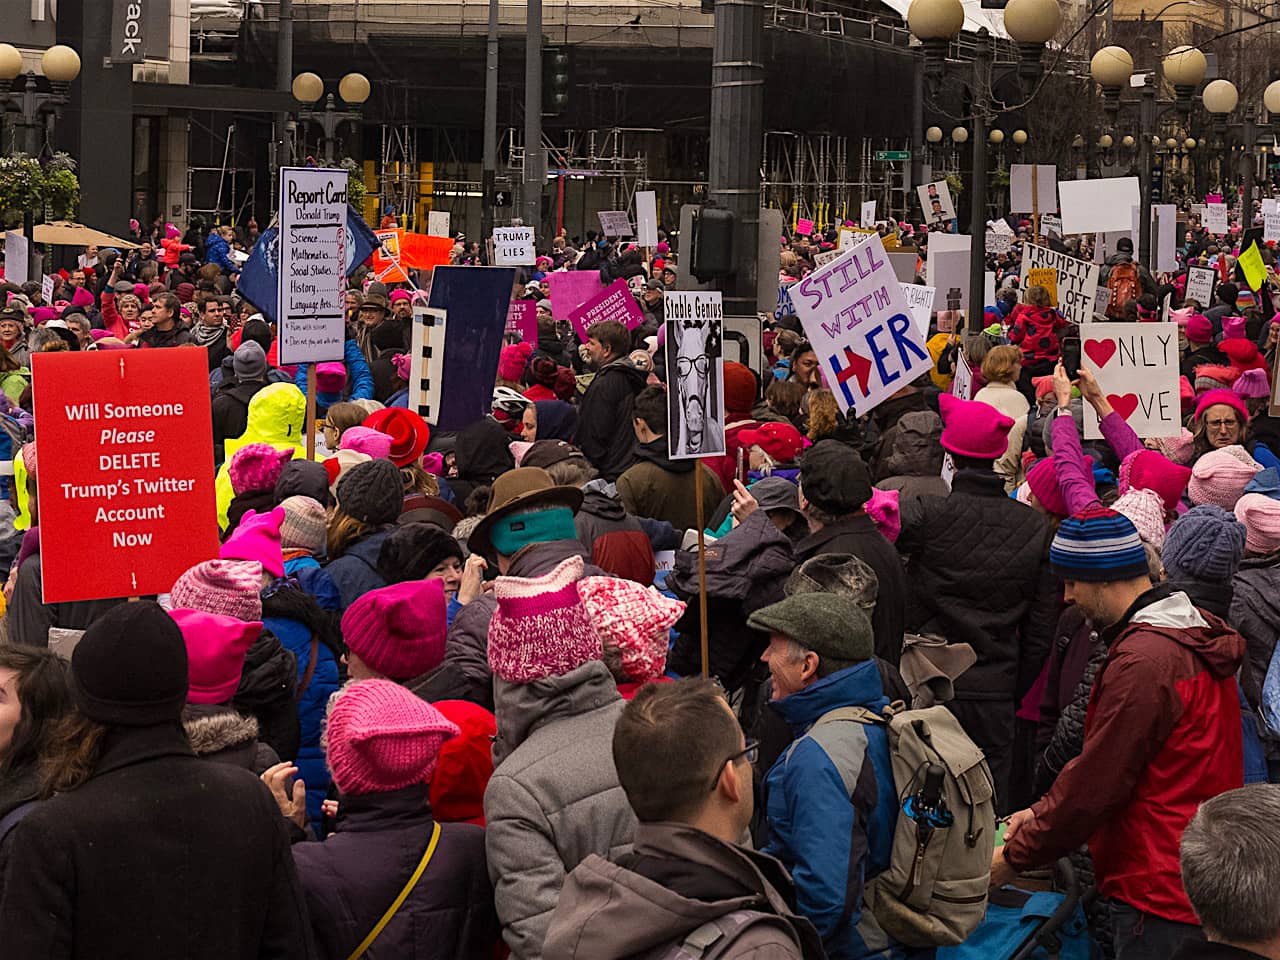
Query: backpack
1105 261 1140 319
813 703 996 948
636 909 798 960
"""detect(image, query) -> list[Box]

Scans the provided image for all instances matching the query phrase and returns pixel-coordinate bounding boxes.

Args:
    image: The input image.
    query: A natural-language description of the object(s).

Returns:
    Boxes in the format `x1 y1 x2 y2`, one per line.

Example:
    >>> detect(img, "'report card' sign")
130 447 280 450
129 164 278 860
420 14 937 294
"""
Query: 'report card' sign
31 349 220 602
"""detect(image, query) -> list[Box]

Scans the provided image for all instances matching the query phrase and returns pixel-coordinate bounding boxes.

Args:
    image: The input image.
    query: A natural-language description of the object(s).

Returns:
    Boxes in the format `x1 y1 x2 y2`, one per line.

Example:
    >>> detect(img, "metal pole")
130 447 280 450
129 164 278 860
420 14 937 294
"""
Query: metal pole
274 0 293 204
911 56 924 196
481 0 500 246
1242 107 1255 225
1137 84 1154 269
967 35 990 335
22 76 39 158
708 0 766 315
522 0 543 234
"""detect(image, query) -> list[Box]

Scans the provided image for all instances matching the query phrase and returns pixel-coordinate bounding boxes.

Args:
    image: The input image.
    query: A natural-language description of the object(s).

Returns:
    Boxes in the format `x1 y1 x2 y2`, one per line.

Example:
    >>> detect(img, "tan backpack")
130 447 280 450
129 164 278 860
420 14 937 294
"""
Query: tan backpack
813 703 996 948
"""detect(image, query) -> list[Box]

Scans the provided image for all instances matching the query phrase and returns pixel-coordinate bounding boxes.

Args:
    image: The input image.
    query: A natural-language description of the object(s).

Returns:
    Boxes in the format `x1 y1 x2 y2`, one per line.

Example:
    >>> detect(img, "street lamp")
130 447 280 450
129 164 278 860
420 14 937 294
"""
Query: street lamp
292 71 370 166
0 43 81 158
1012 129 1028 146
1202 79 1257 221
989 128 1004 144
926 125 944 143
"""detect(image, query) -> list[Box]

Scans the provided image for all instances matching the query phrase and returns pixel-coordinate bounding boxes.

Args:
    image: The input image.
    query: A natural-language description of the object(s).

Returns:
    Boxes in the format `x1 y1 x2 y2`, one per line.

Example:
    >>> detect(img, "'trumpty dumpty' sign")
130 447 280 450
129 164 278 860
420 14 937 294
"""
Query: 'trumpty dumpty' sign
31 349 220 603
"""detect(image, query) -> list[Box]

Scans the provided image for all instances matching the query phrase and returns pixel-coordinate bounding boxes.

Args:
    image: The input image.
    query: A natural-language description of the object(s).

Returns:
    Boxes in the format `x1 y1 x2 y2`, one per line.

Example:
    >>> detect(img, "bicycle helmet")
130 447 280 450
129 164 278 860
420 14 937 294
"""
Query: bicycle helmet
492 385 530 416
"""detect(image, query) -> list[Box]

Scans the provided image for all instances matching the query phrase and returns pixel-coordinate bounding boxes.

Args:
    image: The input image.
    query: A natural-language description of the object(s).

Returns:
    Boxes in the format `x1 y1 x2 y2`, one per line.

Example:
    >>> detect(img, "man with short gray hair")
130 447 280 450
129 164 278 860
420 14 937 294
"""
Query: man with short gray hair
1179 786 1280 960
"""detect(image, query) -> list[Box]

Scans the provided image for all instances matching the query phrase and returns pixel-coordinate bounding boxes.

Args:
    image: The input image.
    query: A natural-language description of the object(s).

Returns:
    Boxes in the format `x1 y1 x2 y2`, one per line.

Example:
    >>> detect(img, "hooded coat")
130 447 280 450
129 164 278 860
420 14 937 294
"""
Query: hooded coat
181 703 279 774
215 383 307 529
484 660 637 960
616 437 726 532
574 480 655 586
577 359 648 482
324 527 394 612
1003 586 1245 923
451 417 516 506
212 376 270 466
544 823 822 960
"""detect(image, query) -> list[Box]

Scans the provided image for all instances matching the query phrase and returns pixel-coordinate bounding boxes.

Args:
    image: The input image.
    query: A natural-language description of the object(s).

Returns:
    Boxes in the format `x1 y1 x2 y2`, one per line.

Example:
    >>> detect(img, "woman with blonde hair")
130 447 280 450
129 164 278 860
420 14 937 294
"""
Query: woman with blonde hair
974 345 1029 492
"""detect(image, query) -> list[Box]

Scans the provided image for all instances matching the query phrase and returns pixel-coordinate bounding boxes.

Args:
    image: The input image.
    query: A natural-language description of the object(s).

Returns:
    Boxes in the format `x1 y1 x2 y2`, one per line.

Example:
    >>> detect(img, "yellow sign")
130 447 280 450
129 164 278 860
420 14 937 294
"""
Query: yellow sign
1027 267 1057 305
1239 241 1266 292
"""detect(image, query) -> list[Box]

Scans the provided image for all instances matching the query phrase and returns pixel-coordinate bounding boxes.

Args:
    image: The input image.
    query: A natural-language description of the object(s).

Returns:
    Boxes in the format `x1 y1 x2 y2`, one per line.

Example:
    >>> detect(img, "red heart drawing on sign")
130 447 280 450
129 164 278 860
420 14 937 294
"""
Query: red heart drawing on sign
1107 394 1139 420
1085 339 1117 368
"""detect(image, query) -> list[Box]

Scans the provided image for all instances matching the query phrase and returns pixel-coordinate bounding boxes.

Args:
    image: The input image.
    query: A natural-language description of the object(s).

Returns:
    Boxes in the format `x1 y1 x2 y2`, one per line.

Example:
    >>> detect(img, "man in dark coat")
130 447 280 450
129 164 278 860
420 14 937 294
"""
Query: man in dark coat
0 601 315 959
794 440 906 667
577 320 647 482
213 340 271 466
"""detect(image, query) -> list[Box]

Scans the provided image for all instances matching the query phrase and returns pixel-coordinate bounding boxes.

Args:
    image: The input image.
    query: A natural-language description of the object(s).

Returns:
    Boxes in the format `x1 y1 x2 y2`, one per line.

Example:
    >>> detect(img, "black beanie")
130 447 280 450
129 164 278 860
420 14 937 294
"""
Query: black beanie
376 522 464 583
71 601 189 727
274 459 334 508
336 458 403 526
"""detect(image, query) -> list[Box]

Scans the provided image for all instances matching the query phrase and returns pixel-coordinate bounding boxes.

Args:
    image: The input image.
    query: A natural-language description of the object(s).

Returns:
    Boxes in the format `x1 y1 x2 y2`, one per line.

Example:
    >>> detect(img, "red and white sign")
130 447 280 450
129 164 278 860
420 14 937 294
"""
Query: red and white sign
31 349 220 602
506 299 538 342
567 278 644 342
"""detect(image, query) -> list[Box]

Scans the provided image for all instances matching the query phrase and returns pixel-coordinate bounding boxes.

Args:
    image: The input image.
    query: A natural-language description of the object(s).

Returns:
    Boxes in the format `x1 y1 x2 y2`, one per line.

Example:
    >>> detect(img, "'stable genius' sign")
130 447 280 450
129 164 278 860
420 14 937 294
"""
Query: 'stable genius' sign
31 349 220 602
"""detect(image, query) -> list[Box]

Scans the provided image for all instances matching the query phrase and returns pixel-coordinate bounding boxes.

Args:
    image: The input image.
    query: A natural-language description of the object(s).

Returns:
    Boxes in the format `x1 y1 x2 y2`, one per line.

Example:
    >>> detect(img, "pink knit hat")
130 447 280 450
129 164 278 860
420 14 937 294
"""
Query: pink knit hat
170 608 262 704
1235 492 1280 555
1195 388 1250 424
1026 454 1094 518
1146 429 1195 466
341 578 448 681
1121 450 1193 513
1111 488 1167 548
315 362 347 395
326 679 459 796
1189 445 1262 510
1222 316 1246 341
169 559 264 621
865 487 901 543
1234 368 1271 400
498 342 533 382
578 576 684 683
1185 314 1214 344
487 556 602 685
228 443 295 495
938 393 1014 460
220 506 285 579
339 425 394 461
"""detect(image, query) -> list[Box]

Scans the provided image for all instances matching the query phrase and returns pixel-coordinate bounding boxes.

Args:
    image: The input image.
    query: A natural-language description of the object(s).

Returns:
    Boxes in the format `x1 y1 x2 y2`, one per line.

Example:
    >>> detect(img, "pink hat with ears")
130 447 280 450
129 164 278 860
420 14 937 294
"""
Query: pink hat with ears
865 487 901 542
71 286 94 308
228 443 295 495
938 393 1015 459
171 608 263 705
165 223 181 239
220 506 286 579
340 425 394 461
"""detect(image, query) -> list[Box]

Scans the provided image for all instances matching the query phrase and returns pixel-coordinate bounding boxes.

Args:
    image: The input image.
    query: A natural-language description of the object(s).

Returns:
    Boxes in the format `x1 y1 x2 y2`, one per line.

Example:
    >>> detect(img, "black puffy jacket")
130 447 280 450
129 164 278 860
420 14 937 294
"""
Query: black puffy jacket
895 469 1058 701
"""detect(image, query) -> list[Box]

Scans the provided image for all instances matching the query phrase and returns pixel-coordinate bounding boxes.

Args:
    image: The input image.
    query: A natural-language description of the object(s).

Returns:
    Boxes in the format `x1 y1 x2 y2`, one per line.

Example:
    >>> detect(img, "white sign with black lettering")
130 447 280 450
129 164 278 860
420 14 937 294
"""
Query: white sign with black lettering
598 210 633 237
277 166 347 365
1185 265 1217 308
1023 244 1100 328
493 227 536 266
900 283 935 337
1203 203 1229 235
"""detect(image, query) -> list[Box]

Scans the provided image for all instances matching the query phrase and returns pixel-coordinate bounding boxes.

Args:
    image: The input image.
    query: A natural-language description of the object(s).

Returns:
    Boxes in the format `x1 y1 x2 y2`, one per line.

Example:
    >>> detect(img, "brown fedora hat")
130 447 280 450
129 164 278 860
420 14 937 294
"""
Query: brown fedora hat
467 467 584 557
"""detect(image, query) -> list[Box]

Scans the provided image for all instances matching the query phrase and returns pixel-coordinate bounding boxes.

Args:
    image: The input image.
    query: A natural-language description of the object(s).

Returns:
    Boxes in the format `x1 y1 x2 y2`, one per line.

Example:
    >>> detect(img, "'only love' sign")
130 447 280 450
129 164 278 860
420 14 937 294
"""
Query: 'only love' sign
1081 322 1181 439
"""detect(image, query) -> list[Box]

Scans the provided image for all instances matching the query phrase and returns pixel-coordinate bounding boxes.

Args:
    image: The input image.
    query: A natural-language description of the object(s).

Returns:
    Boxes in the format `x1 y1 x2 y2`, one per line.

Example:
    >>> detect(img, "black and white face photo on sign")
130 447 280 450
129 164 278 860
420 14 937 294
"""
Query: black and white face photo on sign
917 180 957 227
666 312 725 458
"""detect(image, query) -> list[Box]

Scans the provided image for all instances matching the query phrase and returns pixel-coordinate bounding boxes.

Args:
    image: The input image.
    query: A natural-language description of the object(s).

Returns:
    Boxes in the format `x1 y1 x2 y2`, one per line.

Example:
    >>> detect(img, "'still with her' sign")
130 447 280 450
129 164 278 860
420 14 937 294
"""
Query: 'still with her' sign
30 349 220 603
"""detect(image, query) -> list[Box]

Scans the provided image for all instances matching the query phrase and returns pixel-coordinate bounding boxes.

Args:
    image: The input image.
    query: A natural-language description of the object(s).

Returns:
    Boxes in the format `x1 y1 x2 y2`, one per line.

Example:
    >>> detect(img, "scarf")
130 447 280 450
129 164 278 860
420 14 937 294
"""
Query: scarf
190 323 224 347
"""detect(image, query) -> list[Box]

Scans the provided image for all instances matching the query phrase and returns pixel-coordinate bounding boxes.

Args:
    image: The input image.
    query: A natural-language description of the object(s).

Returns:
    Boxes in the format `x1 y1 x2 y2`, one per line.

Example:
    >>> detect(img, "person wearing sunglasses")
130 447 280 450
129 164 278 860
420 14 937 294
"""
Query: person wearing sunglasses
544 678 824 959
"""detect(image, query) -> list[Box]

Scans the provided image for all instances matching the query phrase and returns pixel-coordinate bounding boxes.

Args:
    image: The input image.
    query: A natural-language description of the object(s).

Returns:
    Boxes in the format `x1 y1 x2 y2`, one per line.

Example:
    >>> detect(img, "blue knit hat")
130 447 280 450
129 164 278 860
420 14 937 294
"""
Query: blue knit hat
1050 507 1150 583
1245 466 1280 502
1161 504 1246 586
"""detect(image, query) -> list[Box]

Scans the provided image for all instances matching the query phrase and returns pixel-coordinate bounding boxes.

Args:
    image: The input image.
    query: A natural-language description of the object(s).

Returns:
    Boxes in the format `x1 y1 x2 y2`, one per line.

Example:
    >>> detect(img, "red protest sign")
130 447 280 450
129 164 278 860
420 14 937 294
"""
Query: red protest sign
567 278 644 342
31 349 220 603
506 299 538 342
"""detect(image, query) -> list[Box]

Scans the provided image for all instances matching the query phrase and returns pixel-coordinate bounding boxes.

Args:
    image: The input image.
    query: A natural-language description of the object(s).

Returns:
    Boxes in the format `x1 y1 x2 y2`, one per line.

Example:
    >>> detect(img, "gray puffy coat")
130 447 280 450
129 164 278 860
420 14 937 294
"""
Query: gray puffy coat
484 660 638 960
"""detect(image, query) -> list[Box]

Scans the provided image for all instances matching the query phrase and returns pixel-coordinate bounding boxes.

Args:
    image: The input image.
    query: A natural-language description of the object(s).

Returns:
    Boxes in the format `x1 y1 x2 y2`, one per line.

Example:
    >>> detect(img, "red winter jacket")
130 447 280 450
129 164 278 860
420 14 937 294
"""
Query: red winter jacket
1007 303 1069 364
1004 586 1244 923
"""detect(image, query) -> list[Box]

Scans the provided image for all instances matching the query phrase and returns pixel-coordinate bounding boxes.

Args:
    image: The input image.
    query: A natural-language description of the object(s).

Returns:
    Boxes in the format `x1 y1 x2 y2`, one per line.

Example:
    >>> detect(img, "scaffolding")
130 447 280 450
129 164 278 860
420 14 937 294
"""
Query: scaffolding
505 127 651 215
762 133 913 227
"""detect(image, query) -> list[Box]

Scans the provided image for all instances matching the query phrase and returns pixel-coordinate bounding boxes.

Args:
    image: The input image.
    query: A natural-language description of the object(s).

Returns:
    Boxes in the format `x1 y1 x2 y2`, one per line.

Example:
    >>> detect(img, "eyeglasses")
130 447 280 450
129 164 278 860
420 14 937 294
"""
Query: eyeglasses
1206 419 1239 430
708 739 759 792
677 355 710 376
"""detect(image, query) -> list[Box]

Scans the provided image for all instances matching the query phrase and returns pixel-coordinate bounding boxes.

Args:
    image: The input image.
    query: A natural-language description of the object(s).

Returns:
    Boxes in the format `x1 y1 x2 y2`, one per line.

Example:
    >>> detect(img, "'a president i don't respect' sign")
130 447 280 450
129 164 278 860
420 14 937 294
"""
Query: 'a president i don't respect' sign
31 349 220 602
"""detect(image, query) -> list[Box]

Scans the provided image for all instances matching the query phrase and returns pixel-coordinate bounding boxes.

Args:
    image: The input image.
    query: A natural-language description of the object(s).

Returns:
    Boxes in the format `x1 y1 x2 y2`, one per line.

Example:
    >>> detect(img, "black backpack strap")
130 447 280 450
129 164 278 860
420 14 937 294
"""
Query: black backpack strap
0 800 37 846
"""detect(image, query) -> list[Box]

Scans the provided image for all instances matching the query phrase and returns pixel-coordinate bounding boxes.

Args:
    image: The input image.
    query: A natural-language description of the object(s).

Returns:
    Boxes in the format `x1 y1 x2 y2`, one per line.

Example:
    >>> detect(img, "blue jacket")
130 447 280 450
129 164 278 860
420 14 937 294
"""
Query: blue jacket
284 555 341 612
263 614 340 830
763 660 903 960
324 528 392 611
206 233 240 274
293 340 375 402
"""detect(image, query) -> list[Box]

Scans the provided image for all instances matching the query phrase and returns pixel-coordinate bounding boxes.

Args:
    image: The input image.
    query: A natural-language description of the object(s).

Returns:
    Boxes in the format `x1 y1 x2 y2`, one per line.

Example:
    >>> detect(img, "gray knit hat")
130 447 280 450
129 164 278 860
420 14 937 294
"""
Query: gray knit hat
1161 504 1246 585
336 458 403 526
747 592 874 663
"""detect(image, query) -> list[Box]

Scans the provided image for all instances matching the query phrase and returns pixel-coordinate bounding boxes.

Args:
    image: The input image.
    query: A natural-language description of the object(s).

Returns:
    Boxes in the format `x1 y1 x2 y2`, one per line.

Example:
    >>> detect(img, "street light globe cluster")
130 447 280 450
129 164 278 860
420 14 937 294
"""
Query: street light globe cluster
1163 45 1206 87
0 43 80 83
1090 46 1134 87
908 0 1059 42
1202 78 1238 115
926 125 944 143
293 71 371 105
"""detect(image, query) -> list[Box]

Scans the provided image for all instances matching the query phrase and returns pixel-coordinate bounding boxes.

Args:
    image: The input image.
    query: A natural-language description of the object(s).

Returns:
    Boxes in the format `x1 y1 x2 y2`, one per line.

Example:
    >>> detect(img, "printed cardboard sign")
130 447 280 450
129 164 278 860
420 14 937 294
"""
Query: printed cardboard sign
427 210 451 237
1081 323 1181 439
1093 286 1112 319
951 350 974 400
506 299 538 342
1058 177 1139 234
918 180 957 227
597 210 633 237
790 232 933 417
41 274 54 304
277 166 348 365
664 291 726 459
796 217 814 236
635 191 658 247
900 283 935 337
493 226 536 266
1265 210 1280 245
1040 213 1063 238
986 228 1012 256
31 349 220 602
567 278 644 342
1026 267 1057 306
1203 203 1229 235
861 200 877 229
548 271 607 321
1023 244 1099 327
1185 265 1217 308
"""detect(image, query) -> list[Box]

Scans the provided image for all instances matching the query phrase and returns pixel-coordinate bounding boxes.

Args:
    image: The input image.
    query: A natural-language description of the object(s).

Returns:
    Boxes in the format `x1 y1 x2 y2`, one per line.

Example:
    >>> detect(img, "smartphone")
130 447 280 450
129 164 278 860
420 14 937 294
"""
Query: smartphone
735 446 745 484
1061 336 1082 381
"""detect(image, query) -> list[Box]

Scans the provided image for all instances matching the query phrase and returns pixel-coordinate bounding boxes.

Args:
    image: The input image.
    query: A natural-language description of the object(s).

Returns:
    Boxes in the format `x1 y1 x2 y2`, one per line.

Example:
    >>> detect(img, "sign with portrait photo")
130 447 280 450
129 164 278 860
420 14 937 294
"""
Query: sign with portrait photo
664 291 726 459
917 180 956 227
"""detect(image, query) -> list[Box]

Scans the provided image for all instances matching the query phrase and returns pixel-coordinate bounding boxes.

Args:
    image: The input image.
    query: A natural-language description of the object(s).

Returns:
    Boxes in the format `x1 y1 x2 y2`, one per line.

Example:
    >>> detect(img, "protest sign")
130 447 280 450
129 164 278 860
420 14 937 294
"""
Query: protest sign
985 228 1012 256
900 283 935 337
1093 286 1112 319
4 231 27 284
1027 267 1057 305
493 226 536 266
548 271 606 320
568 278 644 341
1239 241 1267 292
1206 192 1223 205
918 181 956 227
951 349 974 400
427 210 451 237
1058 177 1139 234
888 251 919 282
1010 164 1057 214
635 191 658 247
370 230 454 283
40 274 54 304
277 166 347 365
861 200 877 229
1080 323 1181 439
1203 203 1229 235
796 217 814 237
1185 265 1217 308
31 349 220 602
1265 209 1280 244
929 251 971 312
790 232 933 416
1264 198 1278 218
598 210 633 237
1023 244 1099 327
664 291 726 458
1150 204 1178 273
1040 213 1063 238
814 248 842 267
506 299 538 342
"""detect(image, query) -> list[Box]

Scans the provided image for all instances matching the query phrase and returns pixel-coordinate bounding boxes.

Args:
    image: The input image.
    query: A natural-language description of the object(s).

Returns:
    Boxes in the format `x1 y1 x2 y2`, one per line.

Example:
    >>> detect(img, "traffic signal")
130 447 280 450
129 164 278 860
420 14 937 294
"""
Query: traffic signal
692 206 735 281
543 47 570 116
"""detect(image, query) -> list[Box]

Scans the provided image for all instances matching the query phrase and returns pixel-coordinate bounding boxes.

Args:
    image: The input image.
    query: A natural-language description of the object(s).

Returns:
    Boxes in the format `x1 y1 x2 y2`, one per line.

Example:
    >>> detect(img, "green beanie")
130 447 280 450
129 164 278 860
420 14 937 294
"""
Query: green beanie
747 592 874 663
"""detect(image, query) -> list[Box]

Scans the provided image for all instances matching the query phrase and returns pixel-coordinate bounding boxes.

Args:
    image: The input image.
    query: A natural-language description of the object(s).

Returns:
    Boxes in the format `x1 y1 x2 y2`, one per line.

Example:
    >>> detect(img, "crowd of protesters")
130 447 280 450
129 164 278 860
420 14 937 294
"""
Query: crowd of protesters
0 198 1279 960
